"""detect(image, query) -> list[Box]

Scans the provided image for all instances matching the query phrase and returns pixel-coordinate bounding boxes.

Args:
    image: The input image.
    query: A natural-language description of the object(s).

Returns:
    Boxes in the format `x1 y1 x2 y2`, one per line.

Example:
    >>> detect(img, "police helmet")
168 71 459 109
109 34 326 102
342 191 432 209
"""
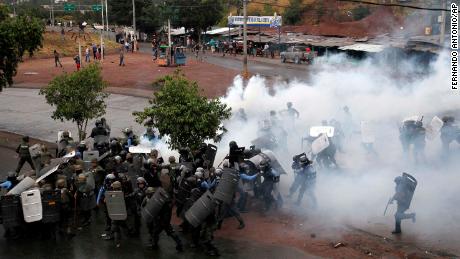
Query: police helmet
229 141 237 148
136 177 146 184
106 174 116 180
56 178 66 188
111 181 122 189
168 156 176 164
259 159 269 168
145 187 155 195
77 174 87 183
300 156 311 165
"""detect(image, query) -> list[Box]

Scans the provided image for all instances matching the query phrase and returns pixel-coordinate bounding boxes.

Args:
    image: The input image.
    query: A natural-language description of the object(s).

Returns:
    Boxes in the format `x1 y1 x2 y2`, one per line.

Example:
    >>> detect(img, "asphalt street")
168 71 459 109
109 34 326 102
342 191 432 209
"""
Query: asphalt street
0 88 149 143
138 43 313 81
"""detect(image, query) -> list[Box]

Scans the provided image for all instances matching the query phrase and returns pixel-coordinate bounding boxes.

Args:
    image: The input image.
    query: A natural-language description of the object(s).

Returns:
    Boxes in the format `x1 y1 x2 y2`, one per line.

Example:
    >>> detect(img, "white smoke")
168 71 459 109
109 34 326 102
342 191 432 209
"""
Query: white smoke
215 50 460 251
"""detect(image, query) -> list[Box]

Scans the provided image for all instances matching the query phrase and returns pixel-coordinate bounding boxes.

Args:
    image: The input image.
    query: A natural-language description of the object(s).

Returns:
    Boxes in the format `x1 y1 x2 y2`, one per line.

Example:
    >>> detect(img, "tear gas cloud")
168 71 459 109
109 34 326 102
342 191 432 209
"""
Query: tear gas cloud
215 50 460 239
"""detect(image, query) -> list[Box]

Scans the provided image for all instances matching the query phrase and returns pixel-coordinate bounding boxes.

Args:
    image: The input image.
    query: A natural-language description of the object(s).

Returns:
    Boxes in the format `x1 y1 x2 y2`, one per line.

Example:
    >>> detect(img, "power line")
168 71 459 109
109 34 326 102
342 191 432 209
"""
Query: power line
250 0 451 12
336 0 450 11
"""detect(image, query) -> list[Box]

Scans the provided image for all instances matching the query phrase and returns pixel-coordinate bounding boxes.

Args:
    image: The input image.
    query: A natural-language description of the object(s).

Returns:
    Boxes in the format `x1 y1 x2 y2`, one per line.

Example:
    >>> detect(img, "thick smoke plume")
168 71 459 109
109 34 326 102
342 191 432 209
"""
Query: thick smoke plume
215 50 460 246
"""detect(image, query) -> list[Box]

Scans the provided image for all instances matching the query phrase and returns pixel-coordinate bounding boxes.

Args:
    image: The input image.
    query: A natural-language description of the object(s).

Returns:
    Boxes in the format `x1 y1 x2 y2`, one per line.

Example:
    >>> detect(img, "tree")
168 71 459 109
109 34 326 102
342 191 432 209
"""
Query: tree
163 0 225 40
133 70 231 151
283 0 304 25
0 5 44 91
39 64 109 141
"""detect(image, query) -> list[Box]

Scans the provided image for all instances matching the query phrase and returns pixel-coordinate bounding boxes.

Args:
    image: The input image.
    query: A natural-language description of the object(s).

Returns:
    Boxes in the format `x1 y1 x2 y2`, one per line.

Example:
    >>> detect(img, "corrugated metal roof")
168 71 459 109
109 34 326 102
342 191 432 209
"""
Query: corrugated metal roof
339 44 386 53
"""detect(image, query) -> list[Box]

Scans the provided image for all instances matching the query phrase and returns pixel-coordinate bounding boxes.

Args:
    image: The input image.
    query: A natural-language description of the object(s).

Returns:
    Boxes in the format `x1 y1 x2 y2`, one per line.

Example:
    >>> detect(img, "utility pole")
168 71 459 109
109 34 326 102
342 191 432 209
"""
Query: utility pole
132 0 136 51
440 0 447 45
242 0 249 79
100 0 105 61
105 0 109 32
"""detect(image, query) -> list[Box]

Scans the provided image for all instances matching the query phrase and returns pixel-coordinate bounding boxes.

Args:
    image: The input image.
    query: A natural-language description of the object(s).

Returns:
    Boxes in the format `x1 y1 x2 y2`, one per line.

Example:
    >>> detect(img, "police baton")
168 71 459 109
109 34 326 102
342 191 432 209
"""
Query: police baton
383 197 393 216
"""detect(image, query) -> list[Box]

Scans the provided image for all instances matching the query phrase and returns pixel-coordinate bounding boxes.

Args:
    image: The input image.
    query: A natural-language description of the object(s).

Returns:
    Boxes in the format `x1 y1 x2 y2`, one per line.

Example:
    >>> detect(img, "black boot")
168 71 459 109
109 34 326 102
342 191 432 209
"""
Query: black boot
392 221 401 234
172 234 183 252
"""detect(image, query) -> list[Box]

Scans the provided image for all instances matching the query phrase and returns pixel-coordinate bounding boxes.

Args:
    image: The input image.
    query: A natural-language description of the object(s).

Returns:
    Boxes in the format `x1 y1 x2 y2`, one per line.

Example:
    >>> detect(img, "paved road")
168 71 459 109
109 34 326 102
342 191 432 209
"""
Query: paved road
0 88 149 143
138 43 313 81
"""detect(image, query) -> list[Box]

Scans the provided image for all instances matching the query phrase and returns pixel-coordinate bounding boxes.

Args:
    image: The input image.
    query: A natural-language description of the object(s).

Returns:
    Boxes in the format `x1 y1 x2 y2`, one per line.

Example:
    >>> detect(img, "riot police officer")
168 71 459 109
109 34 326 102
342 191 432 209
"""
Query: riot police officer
259 159 278 211
143 187 183 252
288 155 317 207
391 175 416 234
15 136 35 174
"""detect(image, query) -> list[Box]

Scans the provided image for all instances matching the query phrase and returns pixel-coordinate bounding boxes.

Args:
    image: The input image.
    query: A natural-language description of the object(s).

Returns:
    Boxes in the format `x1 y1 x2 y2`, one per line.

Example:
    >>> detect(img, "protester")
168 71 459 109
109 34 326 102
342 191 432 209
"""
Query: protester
54 50 63 68
73 55 81 71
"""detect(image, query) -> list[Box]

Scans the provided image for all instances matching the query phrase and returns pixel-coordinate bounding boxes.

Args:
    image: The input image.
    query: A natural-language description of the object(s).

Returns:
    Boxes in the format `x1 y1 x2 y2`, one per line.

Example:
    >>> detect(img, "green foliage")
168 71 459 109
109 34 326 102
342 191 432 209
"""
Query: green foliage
352 5 371 20
0 5 44 91
283 0 304 25
262 4 275 16
108 0 159 33
39 64 109 141
164 0 225 35
134 70 231 150
15 2 49 20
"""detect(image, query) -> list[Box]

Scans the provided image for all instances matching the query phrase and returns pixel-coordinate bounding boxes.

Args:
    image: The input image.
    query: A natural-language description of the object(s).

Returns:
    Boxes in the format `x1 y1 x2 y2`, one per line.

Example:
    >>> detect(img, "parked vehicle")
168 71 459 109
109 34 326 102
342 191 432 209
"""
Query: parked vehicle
280 46 315 64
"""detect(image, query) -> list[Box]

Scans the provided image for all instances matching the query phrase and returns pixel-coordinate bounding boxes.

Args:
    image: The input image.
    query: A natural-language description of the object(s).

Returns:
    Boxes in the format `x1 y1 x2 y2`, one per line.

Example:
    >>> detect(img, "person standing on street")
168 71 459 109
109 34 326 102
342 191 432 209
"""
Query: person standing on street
73 55 81 71
54 50 63 68
119 47 125 66
92 43 98 60
85 46 90 63
15 136 35 174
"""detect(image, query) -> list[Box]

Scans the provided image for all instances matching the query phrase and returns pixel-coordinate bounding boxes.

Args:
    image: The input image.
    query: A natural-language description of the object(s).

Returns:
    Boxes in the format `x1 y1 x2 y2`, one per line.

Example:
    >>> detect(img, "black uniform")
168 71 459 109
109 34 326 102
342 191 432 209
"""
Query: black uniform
260 164 278 211
288 160 317 207
15 140 35 173
392 176 416 234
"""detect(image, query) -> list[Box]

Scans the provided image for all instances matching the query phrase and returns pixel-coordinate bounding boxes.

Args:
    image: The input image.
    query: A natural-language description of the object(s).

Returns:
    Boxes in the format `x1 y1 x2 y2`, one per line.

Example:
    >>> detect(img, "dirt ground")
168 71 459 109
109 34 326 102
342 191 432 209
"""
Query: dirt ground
14 52 239 98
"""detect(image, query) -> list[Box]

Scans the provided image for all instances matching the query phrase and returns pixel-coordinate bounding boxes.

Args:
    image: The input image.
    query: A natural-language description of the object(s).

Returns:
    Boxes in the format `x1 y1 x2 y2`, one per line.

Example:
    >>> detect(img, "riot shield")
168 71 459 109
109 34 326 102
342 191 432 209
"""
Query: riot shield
41 190 61 223
0 195 23 228
360 121 375 144
83 151 99 170
141 187 170 223
426 116 444 140
29 144 41 158
83 151 99 162
401 173 417 208
129 145 153 154
184 190 216 228
105 191 127 221
205 144 218 168
248 150 287 175
36 164 60 182
311 134 330 155
7 177 36 195
214 168 239 204
21 189 43 223
29 144 42 173
309 126 335 138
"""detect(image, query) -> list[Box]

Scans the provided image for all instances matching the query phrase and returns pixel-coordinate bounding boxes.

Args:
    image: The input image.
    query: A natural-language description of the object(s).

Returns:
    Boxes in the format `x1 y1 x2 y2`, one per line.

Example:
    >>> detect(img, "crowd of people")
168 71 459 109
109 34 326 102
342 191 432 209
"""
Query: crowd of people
1 103 458 256
0 116 319 256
